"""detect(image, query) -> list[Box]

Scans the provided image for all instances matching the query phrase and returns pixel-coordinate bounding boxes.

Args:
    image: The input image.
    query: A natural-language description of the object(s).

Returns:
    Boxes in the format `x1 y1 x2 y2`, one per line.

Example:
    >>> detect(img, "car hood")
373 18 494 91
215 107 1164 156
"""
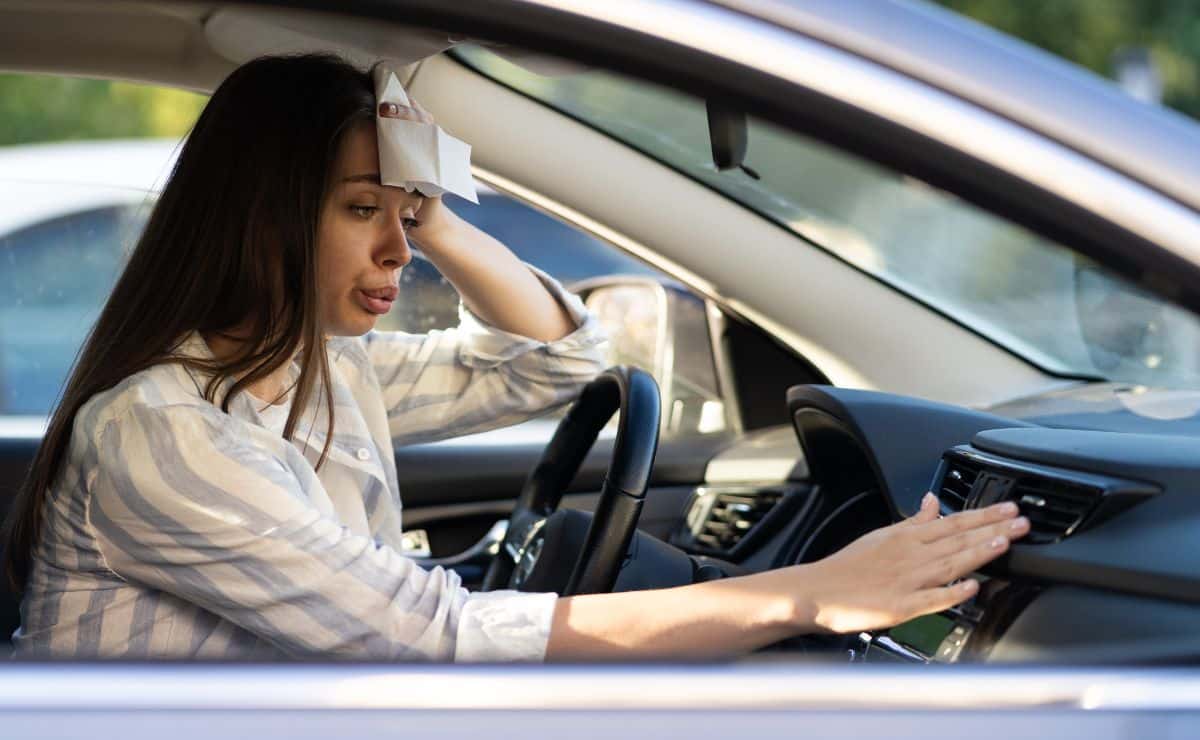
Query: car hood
986 382 1200 437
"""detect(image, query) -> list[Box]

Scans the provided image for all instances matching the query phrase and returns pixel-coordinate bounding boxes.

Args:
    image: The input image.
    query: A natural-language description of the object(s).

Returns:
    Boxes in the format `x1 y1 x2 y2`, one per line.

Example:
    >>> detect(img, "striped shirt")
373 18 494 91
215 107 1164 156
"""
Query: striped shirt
13 267 607 661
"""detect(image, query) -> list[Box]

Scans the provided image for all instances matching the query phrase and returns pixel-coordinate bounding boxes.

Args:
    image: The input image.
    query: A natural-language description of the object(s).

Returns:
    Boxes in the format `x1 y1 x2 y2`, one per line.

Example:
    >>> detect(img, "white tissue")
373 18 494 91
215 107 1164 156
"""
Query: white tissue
372 63 478 204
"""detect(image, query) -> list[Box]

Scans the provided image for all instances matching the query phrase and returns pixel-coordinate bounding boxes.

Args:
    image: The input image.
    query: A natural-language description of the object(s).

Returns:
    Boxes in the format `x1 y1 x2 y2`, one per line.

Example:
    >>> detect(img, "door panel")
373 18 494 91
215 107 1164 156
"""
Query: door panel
402 485 700 559
394 424 731 563
394 432 725 507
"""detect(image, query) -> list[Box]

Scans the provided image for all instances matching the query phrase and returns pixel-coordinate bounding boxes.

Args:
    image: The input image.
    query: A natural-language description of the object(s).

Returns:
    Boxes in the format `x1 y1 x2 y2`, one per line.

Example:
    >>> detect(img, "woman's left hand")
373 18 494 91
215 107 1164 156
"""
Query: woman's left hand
376 98 458 244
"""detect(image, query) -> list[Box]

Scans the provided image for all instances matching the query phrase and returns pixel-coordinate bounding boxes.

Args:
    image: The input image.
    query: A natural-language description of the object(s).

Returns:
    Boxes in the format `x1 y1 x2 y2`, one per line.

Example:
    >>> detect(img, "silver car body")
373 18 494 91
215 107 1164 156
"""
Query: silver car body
2 0 1200 735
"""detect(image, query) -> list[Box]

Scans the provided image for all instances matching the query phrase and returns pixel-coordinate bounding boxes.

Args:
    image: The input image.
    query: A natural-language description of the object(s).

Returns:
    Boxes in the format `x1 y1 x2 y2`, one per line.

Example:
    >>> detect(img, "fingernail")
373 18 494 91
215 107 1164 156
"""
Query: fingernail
1010 517 1029 532
923 492 937 507
999 501 1018 515
960 579 978 593
990 536 1006 550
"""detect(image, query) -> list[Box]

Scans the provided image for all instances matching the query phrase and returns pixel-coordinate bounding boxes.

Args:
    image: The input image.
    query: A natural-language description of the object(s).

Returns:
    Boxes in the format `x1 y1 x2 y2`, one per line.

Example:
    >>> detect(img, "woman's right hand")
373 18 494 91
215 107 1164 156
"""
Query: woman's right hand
786 492 1029 634
547 493 1028 661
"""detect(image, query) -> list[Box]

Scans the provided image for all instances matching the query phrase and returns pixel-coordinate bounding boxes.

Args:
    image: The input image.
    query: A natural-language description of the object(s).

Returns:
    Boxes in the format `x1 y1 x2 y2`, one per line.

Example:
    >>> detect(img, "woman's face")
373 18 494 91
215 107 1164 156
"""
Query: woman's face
316 121 423 336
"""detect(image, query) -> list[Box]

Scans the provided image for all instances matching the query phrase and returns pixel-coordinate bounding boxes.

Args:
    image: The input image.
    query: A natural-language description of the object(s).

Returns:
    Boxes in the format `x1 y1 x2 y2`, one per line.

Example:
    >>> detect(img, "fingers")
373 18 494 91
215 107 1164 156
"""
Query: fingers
901 579 979 618
914 526 1019 589
408 97 434 120
913 498 1019 543
924 515 1029 561
377 101 434 124
907 492 940 525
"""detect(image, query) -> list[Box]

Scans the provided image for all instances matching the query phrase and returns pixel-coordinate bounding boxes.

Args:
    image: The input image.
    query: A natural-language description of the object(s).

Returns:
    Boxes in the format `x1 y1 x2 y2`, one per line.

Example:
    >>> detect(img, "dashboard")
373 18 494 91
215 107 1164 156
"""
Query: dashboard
667 384 1200 664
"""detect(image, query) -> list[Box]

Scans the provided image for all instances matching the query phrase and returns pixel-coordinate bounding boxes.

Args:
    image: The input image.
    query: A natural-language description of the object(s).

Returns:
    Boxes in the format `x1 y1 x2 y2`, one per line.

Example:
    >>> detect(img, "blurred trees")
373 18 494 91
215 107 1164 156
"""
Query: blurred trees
0 75 206 147
934 0 1200 118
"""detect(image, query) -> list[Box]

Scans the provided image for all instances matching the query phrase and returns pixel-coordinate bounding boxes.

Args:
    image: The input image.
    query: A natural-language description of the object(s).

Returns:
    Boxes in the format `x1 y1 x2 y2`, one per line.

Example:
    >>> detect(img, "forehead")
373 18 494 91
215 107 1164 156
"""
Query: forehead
330 122 423 204
333 122 379 177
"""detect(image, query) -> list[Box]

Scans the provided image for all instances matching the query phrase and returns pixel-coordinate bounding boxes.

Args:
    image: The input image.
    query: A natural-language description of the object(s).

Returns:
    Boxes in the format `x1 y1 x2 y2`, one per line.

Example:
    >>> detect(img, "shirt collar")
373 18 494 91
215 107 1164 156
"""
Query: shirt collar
170 330 299 425
170 331 379 471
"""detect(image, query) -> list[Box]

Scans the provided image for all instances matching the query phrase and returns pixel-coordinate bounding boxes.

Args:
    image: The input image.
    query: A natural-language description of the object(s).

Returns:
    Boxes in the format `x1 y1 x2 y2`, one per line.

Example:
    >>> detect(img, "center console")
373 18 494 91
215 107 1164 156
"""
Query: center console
857 577 1038 663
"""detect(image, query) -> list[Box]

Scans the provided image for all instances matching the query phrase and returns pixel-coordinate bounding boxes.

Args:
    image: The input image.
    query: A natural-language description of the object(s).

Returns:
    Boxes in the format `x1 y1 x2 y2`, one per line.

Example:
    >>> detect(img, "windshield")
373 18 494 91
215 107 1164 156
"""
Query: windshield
455 45 1200 390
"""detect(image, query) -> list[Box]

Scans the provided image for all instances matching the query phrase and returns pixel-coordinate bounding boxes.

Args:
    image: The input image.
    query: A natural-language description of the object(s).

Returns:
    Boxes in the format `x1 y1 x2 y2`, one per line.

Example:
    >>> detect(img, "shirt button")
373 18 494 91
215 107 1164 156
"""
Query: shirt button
356 448 371 461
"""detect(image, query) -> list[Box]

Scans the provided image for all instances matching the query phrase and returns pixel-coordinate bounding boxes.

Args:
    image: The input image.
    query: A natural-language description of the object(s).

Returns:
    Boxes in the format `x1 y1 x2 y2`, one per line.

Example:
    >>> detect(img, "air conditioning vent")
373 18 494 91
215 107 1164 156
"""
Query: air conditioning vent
937 459 981 513
677 487 786 555
1010 478 1099 543
935 446 1155 545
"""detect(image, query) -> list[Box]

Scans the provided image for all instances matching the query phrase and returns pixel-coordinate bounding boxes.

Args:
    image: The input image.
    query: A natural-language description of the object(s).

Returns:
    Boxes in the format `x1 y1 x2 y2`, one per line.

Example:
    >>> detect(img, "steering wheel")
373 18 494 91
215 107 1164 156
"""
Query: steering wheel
480 366 661 596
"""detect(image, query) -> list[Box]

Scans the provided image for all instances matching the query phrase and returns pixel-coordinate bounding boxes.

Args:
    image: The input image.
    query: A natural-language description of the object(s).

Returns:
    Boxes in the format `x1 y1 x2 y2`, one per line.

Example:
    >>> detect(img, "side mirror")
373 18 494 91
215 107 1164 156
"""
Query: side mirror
1074 261 1163 376
577 277 730 437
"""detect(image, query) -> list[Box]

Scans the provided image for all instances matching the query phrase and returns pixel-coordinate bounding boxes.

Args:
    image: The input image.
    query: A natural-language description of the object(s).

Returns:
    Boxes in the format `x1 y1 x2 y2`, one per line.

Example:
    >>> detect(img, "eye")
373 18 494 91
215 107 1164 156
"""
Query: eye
350 205 378 219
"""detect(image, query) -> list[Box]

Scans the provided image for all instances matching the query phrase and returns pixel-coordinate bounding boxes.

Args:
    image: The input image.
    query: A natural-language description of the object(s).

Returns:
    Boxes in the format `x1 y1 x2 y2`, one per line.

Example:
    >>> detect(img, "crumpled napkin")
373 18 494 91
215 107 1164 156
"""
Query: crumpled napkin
372 62 479 204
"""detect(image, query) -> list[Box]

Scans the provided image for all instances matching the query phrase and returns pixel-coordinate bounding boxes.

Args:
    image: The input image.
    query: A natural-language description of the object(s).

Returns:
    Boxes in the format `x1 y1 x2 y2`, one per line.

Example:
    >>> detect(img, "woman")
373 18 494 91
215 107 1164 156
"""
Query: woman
2 54 1027 661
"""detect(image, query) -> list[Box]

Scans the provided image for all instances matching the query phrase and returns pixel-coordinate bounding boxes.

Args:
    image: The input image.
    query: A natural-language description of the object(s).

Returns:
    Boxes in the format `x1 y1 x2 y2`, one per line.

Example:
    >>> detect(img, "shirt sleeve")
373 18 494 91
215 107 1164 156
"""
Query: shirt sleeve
87 403 557 662
362 264 608 447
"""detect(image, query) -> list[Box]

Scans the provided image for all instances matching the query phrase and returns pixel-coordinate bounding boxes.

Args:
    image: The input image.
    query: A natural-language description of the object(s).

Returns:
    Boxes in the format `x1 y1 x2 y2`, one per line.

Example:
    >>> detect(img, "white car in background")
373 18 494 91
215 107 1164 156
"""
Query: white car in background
0 139 171 415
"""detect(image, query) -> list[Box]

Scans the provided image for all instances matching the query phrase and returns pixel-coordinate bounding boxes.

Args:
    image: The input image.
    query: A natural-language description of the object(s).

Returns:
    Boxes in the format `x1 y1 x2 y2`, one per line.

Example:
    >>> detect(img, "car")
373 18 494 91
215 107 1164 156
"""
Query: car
2 0 1200 736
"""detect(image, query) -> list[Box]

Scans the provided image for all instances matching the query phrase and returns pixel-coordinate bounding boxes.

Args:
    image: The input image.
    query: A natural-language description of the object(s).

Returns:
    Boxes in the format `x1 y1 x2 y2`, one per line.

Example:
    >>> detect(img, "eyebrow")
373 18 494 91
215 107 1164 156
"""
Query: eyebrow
338 173 425 204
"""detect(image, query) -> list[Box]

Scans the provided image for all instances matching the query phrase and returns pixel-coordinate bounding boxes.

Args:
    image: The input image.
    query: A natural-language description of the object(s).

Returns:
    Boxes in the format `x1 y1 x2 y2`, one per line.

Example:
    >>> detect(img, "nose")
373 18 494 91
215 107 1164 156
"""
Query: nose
378 214 413 270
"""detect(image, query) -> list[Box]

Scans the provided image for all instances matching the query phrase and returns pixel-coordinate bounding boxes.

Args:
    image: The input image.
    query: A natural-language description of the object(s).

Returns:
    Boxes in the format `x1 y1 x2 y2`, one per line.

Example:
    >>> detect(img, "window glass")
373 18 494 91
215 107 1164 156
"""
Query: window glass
0 74 727 430
0 74 206 147
373 188 733 437
374 189 657 334
378 194 731 438
0 204 147 414
0 72 203 417
455 45 1200 390
448 191 657 283
378 253 461 334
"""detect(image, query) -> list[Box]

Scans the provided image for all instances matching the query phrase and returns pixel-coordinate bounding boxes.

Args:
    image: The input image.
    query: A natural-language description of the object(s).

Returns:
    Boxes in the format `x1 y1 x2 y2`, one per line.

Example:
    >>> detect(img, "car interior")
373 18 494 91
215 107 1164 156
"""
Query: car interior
2 1 1200 665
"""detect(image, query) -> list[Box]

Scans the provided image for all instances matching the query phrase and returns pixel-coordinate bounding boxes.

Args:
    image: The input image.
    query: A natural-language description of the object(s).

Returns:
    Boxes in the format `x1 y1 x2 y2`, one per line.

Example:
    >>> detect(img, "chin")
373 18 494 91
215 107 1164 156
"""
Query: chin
326 311 379 338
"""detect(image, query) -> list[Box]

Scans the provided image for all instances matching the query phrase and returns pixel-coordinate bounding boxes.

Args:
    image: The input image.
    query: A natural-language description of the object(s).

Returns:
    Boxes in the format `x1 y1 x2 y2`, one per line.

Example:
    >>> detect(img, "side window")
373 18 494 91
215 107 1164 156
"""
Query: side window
0 203 150 414
0 73 730 436
374 187 731 438
374 187 658 334
0 72 203 417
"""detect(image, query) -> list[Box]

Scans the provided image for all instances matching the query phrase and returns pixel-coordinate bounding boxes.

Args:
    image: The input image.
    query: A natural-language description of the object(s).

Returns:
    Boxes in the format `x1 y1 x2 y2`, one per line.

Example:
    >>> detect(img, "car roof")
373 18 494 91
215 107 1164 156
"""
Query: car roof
717 0 1200 213
0 138 178 234
0 138 180 190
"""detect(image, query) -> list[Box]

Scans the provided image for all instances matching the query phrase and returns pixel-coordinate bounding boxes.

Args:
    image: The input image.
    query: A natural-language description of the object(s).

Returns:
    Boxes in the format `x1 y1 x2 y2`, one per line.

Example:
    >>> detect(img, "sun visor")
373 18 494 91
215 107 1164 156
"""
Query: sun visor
204 7 460 68
372 62 478 204
204 7 594 78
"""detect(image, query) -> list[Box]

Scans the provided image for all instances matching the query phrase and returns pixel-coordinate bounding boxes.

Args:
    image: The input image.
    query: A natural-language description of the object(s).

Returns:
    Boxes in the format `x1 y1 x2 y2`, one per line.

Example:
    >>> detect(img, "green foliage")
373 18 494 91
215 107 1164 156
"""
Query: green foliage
933 0 1200 118
0 74 206 147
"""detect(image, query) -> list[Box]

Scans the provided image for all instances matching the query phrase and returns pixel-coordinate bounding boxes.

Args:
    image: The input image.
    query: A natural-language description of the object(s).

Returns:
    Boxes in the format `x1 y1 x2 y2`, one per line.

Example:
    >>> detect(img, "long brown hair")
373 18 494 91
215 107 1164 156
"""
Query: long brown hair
2 54 377 591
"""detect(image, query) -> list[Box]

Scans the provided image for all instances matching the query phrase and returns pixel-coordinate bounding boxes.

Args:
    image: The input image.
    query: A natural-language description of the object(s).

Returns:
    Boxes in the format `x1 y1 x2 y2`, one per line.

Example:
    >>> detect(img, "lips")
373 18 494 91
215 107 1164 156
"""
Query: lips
356 285 398 315
360 285 399 301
